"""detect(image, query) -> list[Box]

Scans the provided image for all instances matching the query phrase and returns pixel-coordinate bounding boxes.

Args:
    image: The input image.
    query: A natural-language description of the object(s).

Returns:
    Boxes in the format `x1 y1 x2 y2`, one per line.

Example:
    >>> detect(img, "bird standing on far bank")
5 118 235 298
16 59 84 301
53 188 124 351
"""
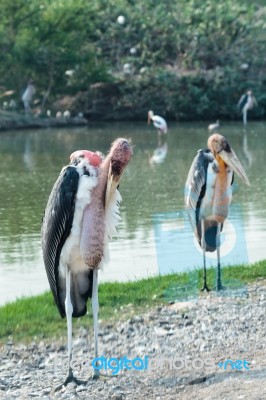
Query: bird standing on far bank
41 138 133 389
237 90 257 125
208 120 219 132
185 134 250 291
22 79 36 115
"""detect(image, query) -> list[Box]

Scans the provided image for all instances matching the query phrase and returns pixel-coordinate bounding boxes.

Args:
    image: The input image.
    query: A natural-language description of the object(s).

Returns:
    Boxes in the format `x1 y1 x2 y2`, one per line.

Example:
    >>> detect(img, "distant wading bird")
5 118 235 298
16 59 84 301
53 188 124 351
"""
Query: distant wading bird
147 110 168 143
237 90 257 126
185 134 250 291
41 138 133 389
208 120 219 132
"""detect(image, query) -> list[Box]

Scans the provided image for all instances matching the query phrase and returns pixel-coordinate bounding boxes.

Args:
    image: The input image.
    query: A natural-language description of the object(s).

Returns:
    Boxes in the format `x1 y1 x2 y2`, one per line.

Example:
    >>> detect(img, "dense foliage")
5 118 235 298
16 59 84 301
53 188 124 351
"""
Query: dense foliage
0 0 265 120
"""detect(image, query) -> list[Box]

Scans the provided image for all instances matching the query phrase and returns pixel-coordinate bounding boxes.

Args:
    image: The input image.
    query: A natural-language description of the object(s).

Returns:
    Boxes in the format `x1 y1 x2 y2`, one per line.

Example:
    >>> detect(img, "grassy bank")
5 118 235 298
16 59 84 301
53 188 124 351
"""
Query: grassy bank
0 261 265 345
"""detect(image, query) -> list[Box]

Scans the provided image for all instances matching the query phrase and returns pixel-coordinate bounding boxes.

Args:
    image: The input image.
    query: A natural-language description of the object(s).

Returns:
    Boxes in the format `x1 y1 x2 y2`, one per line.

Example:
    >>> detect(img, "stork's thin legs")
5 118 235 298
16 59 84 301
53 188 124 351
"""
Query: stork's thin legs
92 268 99 379
243 108 247 126
66 267 73 374
90 269 115 381
55 268 86 391
216 223 223 291
201 220 210 292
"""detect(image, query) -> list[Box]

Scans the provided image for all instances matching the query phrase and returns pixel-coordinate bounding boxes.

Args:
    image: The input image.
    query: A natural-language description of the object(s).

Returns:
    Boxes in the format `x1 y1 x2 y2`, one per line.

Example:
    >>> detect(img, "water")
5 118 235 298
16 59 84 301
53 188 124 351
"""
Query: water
0 121 265 305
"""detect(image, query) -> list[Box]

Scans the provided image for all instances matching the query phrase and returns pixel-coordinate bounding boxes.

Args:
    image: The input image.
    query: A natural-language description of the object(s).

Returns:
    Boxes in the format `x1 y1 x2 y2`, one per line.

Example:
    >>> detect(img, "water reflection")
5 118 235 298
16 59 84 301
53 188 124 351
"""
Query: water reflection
0 122 265 305
242 128 253 168
149 137 168 165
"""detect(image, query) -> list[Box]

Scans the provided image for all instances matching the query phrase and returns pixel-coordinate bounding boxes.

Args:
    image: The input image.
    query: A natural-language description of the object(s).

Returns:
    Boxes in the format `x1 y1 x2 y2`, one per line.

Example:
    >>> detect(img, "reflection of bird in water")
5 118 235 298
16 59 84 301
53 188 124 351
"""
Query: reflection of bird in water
185 134 250 291
242 128 253 168
23 137 35 171
149 142 168 165
148 110 167 145
41 139 132 390
237 90 257 126
208 120 219 132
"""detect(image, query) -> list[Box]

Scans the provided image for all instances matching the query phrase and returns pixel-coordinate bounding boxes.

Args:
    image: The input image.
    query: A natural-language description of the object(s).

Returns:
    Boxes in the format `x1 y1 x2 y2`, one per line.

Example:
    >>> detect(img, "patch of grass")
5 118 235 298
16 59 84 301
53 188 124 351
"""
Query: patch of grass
0 261 265 344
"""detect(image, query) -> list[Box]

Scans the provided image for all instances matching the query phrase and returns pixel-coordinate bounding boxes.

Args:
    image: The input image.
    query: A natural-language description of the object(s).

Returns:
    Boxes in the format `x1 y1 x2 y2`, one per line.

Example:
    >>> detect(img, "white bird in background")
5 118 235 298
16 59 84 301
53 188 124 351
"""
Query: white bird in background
41 138 133 390
63 110 71 119
56 111 62 119
22 79 36 115
237 90 258 125
148 110 168 135
185 134 250 291
148 110 168 145
208 120 219 132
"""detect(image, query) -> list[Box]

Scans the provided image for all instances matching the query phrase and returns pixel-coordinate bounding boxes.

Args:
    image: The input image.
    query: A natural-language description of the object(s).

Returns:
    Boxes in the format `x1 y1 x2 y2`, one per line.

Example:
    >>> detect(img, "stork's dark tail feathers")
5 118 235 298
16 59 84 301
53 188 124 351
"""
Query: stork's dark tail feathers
56 269 94 318
197 220 224 252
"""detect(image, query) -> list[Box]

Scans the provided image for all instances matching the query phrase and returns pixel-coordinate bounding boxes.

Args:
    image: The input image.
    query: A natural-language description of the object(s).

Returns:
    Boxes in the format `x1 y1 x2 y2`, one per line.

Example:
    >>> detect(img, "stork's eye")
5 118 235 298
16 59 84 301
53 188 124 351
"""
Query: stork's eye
83 166 90 176
71 156 83 166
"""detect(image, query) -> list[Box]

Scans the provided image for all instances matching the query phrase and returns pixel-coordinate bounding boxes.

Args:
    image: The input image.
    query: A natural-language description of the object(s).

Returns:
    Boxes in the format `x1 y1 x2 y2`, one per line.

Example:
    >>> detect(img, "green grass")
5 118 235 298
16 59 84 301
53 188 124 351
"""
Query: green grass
0 260 265 344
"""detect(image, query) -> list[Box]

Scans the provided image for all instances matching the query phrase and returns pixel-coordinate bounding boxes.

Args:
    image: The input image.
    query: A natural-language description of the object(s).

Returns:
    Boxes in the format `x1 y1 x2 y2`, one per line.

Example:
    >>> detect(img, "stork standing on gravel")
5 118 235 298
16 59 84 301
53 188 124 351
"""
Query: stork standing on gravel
185 134 250 291
41 138 133 389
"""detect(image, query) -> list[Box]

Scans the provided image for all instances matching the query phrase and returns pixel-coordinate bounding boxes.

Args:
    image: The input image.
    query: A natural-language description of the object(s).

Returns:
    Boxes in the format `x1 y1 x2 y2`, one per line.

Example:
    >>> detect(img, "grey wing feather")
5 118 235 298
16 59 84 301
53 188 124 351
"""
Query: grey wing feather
185 150 212 242
237 94 247 112
41 166 80 317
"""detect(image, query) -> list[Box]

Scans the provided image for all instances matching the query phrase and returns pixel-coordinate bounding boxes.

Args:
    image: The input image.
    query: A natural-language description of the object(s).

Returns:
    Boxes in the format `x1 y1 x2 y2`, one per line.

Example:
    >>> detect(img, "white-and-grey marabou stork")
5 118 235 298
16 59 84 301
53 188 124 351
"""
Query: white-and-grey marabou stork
147 110 168 143
185 134 250 291
237 90 258 126
41 138 133 389
208 120 219 132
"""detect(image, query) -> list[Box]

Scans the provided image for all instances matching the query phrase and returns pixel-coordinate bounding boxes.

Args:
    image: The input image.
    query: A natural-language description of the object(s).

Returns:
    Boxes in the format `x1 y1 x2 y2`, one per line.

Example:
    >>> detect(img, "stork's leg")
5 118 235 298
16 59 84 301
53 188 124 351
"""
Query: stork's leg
55 267 86 391
91 269 115 380
243 109 247 126
201 220 210 292
92 268 100 379
216 223 223 291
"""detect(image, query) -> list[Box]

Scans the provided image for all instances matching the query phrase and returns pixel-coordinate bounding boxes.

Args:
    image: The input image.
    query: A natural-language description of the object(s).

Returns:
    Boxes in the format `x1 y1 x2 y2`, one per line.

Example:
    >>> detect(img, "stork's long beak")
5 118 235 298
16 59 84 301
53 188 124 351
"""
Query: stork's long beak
105 166 121 209
147 114 151 125
104 138 133 208
219 149 250 186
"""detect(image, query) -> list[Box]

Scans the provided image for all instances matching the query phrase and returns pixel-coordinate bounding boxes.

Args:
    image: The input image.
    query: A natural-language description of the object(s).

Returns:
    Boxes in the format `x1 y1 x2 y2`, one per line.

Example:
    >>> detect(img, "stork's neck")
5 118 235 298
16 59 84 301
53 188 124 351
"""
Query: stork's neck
91 154 112 203
215 154 226 169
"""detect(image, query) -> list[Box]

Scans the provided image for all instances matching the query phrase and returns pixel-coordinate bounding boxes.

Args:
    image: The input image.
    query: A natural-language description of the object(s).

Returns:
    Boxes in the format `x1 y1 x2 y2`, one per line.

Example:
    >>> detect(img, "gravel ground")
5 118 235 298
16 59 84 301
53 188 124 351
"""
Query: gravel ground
0 279 265 400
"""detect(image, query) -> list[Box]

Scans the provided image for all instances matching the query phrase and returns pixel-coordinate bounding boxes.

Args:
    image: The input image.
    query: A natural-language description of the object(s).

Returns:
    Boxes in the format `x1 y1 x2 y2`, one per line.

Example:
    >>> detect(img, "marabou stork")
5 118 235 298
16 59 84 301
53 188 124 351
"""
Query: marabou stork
147 110 168 144
185 134 250 291
237 90 257 126
208 120 219 132
41 138 133 389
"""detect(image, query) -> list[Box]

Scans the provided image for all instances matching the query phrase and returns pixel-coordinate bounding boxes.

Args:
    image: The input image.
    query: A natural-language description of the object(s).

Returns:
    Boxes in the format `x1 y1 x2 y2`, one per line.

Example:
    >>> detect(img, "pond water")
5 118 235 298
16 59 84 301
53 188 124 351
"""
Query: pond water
0 121 265 305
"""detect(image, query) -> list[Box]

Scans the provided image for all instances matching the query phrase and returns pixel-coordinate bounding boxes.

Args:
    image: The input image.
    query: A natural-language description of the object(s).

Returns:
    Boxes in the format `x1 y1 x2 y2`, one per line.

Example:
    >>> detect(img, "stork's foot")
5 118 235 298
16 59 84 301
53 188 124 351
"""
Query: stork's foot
216 282 224 291
201 284 210 292
55 368 87 392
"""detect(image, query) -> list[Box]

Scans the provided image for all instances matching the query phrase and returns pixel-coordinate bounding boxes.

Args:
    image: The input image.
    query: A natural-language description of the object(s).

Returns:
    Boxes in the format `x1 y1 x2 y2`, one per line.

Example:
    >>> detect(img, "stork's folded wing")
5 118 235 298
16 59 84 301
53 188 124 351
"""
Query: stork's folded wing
41 166 80 317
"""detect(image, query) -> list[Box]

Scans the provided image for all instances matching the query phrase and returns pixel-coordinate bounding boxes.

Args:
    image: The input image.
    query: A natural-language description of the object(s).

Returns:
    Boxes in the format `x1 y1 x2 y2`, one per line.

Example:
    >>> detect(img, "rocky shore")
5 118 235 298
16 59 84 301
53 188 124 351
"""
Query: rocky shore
0 279 265 400
0 111 88 131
